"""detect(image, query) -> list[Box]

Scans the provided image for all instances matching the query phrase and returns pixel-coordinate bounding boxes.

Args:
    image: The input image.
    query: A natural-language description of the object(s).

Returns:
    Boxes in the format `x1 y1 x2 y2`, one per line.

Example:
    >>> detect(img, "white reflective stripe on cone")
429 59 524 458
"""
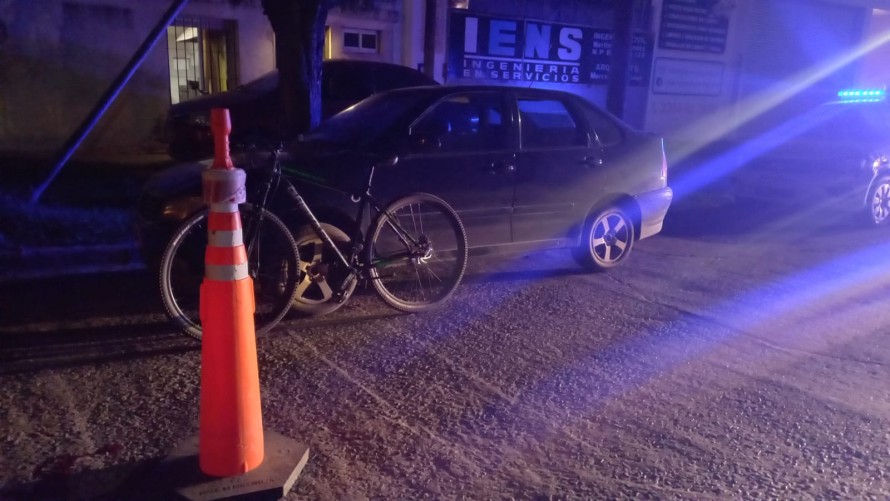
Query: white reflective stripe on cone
205 262 250 281
208 229 243 248
209 202 240 213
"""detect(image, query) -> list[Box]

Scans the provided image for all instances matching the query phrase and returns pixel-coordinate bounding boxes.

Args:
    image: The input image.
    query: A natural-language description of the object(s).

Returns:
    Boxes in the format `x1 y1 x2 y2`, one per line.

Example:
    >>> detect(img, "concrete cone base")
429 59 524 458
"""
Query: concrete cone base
157 431 309 500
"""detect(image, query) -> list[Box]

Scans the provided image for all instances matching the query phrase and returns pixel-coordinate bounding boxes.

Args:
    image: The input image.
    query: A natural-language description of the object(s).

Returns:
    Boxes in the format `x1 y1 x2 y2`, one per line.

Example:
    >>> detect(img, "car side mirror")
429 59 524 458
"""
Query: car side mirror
378 155 399 168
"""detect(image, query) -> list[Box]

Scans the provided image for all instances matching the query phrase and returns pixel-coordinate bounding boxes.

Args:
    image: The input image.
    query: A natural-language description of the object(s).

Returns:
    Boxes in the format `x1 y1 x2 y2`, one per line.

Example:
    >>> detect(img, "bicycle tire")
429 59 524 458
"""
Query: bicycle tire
366 193 468 313
159 204 299 340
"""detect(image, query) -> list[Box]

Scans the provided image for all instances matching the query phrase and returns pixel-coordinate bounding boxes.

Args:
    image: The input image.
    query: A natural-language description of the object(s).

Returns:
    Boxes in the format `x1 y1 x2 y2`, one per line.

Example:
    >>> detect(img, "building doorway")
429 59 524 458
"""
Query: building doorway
166 18 239 105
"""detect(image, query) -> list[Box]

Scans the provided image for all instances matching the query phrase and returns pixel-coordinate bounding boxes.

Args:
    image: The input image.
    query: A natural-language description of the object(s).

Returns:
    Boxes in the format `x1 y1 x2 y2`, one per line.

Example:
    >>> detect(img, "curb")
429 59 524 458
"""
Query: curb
0 243 147 283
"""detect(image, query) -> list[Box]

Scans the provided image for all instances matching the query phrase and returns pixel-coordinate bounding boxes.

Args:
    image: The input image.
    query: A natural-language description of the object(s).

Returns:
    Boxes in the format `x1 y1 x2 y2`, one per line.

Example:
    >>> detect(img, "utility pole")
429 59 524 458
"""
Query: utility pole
422 0 437 80
606 0 634 119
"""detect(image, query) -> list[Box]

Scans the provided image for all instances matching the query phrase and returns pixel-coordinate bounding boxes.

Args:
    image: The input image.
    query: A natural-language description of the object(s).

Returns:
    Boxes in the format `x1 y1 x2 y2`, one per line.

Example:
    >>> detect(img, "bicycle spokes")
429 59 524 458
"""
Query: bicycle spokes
368 195 467 311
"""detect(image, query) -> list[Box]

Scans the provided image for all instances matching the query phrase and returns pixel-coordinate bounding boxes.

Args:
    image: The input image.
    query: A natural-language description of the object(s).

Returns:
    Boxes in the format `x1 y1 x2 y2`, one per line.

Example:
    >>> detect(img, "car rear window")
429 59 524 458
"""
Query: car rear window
518 99 586 149
581 105 623 146
375 65 436 92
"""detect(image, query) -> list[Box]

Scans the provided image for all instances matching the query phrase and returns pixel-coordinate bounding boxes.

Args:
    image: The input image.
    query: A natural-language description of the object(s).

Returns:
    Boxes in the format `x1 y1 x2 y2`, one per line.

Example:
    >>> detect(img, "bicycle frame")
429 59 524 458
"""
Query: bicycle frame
255 148 427 303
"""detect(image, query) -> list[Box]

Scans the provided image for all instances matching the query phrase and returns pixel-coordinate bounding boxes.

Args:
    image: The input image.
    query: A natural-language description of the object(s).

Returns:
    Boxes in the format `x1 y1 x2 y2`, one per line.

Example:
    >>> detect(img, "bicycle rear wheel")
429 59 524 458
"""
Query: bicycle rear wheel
366 193 468 312
159 204 299 340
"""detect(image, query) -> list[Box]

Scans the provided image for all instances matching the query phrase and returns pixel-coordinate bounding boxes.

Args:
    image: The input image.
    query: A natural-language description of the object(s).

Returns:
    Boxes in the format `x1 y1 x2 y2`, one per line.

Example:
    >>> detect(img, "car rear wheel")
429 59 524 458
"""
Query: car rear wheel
867 175 890 225
573 206 635 271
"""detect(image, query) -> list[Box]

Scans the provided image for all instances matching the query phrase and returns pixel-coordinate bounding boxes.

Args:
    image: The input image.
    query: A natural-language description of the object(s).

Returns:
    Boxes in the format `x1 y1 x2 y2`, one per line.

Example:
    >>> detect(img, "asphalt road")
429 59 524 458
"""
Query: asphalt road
1 189 889 500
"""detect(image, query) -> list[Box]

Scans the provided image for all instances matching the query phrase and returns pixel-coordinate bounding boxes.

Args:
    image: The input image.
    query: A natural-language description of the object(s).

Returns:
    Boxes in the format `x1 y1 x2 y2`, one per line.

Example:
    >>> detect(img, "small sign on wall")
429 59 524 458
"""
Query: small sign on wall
652 57 724 96
590 30 653 86
659 0 731 54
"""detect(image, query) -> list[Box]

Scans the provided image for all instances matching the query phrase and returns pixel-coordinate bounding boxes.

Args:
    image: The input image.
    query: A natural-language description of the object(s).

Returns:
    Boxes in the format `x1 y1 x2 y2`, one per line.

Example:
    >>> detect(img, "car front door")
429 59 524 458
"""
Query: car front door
511 94 604 245
374 91 517 248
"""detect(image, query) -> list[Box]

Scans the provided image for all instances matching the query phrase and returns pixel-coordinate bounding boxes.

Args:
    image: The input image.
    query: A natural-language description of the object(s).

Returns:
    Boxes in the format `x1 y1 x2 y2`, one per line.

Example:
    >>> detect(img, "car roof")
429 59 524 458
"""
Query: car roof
323 59 438 83
377 85 598 110
384 84 582 98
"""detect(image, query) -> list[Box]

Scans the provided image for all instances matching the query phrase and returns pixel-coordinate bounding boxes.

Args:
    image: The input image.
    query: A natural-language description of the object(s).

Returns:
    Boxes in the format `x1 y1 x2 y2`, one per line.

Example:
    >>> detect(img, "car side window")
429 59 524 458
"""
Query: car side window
410 93 508 152
518 98 587 149
582 105 623 146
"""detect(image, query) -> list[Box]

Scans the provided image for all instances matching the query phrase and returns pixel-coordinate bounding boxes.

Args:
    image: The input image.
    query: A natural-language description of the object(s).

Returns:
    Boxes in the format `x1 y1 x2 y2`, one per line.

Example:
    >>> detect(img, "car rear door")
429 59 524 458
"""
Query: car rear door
511 92 603 244
374 90 517 248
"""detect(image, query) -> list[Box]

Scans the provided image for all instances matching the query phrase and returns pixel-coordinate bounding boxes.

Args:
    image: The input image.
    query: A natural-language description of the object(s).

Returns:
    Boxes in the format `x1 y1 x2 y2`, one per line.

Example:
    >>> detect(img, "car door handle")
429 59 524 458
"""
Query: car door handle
582 156 604 168
489 161 516 175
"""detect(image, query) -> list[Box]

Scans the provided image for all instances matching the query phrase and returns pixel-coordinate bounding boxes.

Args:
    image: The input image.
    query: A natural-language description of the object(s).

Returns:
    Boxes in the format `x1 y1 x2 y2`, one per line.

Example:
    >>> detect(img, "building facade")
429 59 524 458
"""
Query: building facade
0 0 888 156
445 0 890 154
0 0 427 155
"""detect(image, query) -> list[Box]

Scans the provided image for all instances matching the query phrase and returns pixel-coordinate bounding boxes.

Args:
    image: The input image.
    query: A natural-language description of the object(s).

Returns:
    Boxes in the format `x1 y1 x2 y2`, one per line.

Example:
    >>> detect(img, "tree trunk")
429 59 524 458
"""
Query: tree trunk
262 0 328 137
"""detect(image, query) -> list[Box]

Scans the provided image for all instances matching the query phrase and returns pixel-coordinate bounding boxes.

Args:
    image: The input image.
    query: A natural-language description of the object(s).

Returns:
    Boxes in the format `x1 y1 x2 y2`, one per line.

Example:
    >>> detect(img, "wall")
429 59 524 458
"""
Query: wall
328 1 400 64
859 7 890 86
0 0 272 156
0 0 403 156
643 0 890 162
643 0 745 158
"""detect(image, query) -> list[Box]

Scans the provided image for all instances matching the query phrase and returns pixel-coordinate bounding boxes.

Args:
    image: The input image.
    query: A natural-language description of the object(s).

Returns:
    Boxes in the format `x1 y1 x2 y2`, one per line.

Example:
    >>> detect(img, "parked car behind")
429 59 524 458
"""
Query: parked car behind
165 59 438 161
138 85 672 275
768 90 889 224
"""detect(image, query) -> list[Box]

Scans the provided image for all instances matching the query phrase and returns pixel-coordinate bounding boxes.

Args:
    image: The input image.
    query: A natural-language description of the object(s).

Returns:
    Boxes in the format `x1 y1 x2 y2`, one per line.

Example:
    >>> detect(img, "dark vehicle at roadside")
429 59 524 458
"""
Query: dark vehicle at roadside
866 151 890 224
773 89 889 225
138 85 673 272
165 59 438 161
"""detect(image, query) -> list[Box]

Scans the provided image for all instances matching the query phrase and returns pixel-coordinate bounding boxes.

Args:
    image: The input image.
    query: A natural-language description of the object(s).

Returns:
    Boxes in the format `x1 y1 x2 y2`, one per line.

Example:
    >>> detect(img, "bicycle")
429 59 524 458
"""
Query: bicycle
159 144 469 340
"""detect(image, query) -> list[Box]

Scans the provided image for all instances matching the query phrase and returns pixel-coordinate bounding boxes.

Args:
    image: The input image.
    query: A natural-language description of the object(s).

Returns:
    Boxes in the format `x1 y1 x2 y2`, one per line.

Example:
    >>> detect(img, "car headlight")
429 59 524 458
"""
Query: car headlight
189 110 211 127
167 109 210 128
162 196 206 222
873 155 888 173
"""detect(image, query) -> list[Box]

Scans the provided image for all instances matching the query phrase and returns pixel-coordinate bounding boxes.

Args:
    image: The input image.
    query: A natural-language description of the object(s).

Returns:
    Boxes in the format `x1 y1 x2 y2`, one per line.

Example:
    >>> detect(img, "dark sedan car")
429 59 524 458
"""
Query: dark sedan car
165 59 438 161
138 85 672 275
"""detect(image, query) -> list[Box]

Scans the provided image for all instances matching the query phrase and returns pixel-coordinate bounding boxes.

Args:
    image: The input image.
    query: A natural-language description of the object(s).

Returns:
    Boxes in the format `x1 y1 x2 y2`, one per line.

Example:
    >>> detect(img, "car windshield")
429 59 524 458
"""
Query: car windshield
302 90 435 147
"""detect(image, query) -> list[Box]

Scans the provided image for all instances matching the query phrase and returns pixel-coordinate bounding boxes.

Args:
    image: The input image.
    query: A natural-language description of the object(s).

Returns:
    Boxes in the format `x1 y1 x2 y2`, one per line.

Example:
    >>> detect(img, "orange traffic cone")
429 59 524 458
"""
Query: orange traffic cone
198 108 264 477
157 108 307 499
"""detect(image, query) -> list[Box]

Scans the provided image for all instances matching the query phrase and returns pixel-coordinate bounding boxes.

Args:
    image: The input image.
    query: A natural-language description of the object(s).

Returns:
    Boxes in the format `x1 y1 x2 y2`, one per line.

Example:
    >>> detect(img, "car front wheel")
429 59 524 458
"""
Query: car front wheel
867 175 890 225
573 206 635 271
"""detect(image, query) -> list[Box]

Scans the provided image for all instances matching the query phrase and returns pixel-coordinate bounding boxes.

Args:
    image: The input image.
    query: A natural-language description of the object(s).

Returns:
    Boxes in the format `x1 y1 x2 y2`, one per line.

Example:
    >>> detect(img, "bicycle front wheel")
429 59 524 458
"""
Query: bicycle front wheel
159 204 299 340
366 193 468 313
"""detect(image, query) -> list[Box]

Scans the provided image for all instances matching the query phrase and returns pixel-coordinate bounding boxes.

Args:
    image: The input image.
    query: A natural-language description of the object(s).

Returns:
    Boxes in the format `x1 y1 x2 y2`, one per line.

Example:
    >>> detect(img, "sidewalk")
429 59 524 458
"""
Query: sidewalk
0 151 177 282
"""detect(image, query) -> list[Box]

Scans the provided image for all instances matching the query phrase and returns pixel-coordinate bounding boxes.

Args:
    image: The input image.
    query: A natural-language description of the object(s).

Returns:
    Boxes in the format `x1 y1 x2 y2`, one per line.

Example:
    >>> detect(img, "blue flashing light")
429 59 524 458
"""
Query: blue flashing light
838 87 886 102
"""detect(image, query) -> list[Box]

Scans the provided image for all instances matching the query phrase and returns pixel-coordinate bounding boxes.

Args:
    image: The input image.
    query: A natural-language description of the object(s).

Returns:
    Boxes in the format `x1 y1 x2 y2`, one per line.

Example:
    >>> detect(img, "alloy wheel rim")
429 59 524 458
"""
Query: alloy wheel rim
873 184 890 223
592 213 629 264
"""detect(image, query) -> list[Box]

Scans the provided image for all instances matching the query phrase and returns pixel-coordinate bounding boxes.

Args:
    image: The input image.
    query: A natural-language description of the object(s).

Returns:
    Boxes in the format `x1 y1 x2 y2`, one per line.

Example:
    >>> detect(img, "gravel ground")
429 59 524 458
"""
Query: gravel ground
1 153 888 500
2 216 889 500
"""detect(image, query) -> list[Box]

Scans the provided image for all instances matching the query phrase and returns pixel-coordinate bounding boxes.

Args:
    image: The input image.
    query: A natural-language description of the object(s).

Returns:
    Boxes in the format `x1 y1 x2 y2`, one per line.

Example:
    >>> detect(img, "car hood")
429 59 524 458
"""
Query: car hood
142 138 389 205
